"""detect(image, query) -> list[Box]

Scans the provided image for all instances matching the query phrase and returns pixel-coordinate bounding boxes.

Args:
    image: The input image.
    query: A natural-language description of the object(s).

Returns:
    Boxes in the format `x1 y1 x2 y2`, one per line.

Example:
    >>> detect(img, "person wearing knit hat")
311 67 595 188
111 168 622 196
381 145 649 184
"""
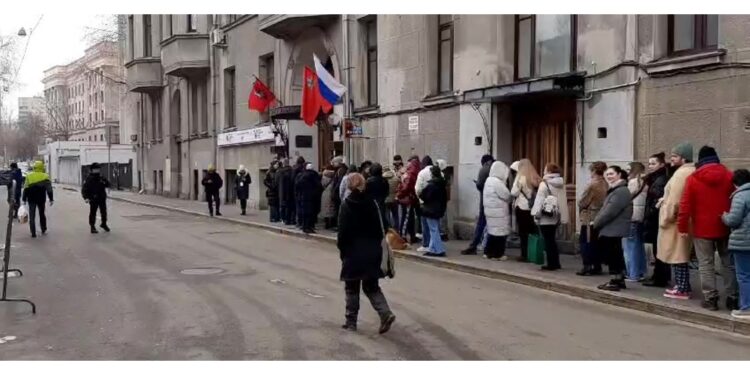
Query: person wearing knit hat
462 154 495 255
677 145 738 310
658 141 697 300
670 142 694 164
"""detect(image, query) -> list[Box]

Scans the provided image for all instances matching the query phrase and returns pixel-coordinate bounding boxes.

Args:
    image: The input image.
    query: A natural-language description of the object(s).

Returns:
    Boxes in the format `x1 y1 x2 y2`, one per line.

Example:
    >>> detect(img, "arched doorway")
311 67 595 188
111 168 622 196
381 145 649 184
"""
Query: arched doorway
283 27 342 168
170 89 182 197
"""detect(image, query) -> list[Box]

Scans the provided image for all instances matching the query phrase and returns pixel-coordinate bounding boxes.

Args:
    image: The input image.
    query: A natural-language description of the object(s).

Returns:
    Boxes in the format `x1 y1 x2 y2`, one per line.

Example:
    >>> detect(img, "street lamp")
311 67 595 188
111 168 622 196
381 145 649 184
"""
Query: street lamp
17 28 27 37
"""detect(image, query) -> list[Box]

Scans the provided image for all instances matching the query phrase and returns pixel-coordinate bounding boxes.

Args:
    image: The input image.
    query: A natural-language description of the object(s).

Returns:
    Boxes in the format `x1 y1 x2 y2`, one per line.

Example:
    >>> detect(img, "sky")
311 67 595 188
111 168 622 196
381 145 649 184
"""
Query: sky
0 13 104 120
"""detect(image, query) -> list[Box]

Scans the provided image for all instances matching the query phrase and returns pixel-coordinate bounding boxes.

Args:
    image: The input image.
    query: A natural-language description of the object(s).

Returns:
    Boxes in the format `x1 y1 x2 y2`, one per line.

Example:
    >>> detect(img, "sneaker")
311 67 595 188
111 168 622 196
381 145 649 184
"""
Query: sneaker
416 247 429 253
379 313 396 334
461 248 478 255
663 290 690 300
499 255 509 261
31 233 37 238
90 227 98 234
216 212 223 216
731 310 750 319
701 299 719 311
100 224 110 232
423 252 446 258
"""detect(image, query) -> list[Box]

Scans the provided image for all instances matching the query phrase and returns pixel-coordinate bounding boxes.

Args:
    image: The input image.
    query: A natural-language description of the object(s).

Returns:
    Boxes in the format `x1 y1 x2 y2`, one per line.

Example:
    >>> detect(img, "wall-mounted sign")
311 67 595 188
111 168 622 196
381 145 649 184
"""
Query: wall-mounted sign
217 126 275 147
408 116 419 131
344 119 363 138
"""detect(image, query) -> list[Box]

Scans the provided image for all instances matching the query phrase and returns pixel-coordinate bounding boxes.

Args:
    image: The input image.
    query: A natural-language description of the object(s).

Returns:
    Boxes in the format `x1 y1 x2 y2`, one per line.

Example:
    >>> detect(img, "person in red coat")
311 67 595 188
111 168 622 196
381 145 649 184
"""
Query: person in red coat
678 145 739 311
396 155 421 244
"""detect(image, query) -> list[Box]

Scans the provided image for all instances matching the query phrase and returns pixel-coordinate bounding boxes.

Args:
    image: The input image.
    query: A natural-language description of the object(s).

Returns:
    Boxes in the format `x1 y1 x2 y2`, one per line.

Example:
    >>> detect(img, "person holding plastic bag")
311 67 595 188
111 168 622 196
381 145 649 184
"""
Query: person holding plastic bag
22 161 54 238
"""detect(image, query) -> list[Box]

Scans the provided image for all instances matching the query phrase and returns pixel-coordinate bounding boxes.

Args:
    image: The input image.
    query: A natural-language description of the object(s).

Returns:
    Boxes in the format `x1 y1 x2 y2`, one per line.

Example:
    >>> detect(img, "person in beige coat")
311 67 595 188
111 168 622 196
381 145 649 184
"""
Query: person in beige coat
657 142 696 300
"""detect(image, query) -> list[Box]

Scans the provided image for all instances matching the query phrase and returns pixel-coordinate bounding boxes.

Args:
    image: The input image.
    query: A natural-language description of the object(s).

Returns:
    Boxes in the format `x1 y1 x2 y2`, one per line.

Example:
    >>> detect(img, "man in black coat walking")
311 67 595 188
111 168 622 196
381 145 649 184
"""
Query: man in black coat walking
82 163 111 233
201 165 224 217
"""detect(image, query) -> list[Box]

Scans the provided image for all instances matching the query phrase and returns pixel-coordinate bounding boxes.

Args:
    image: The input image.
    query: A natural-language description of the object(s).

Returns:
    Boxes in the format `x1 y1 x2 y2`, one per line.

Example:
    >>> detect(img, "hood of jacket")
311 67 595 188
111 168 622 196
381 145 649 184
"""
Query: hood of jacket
489 161 509 183
33 160 45 172
543 173 564 189
731 183 750 198
693 163 731 187
237 165 248 176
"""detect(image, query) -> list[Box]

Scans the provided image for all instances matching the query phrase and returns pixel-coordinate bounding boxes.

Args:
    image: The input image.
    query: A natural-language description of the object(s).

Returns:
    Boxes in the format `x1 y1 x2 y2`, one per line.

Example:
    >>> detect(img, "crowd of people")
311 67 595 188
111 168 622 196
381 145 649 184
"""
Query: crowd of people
459 142 749 319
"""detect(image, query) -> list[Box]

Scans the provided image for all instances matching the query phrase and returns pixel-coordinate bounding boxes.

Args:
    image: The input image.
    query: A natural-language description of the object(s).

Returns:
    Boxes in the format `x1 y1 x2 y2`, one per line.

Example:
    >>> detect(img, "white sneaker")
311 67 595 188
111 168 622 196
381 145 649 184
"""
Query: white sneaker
416 246 429 253
499 256 509 261
731 310 750 319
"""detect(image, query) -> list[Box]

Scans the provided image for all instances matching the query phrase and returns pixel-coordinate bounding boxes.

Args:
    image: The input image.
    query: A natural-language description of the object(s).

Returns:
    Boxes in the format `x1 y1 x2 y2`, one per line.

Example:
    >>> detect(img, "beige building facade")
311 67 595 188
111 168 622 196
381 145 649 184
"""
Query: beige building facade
122 14 750 240
42 41 124 144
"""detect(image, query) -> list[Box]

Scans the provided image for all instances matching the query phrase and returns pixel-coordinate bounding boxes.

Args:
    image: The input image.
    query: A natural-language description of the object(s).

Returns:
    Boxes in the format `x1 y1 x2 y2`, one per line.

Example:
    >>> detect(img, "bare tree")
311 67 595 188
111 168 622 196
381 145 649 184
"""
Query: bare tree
43 92 73 141
10 112 46 160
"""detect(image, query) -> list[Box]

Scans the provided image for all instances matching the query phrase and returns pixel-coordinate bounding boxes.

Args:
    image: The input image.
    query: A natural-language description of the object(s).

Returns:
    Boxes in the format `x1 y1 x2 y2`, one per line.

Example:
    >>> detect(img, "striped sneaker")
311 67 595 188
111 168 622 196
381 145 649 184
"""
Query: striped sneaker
663 290 690 300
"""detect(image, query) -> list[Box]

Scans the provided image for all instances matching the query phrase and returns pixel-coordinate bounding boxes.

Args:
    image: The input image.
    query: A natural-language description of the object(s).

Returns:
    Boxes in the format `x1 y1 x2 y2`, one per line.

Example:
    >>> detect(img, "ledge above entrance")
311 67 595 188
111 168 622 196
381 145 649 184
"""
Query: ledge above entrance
269 105 301 120
463 72 586 103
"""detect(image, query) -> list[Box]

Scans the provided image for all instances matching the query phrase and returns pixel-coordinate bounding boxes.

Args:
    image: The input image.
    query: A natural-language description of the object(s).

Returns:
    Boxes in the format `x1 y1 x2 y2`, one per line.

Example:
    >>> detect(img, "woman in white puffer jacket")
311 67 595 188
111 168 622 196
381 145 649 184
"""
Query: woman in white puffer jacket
483 161 512 260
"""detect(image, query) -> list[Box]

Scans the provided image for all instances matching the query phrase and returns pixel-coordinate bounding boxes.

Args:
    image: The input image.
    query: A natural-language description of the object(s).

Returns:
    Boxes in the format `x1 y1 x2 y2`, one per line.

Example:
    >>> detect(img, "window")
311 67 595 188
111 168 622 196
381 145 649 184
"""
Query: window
515 15 576 80
188 14 197 32
365 18 378 106
165 15 173 38
224 67 236 128
101 90 104 103
437 15 453 94
151 96 161 140
128 16 134 60
89 113 92 125
101 110 105 122
95 112 98 123
259 54 275 122
668 15 718 55
143 15 152 57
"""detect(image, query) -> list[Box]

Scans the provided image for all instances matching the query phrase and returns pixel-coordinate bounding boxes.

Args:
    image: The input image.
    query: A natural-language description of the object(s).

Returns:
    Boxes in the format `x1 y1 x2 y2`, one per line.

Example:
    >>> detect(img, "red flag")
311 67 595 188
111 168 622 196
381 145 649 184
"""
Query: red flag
248 78 276 113
301 66 322 127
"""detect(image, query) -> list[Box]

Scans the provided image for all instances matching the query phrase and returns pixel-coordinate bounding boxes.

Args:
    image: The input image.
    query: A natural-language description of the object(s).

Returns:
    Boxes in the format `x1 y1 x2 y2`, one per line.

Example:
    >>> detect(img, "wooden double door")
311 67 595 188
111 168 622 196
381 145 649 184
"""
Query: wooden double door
511 98 577 240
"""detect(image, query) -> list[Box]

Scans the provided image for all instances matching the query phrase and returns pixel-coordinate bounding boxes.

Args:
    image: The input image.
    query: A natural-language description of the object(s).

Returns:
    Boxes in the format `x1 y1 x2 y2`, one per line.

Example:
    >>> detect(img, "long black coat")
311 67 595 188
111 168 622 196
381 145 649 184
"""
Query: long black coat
235 173 251 200
82 173 110 203
337 190 385 281
264 170 279 207
643 166 670 243
202 172 223 194
275 166 294 208
295 169 323 217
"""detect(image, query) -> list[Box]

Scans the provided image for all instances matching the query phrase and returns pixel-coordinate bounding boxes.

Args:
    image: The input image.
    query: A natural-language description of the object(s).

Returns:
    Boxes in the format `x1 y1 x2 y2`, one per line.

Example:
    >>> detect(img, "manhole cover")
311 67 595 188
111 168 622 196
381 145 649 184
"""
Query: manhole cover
180 267 225 275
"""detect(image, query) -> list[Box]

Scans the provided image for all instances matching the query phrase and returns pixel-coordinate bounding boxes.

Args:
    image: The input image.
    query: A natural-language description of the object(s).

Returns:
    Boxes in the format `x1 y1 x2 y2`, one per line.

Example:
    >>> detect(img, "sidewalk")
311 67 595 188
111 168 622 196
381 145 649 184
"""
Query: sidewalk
66 185 750 336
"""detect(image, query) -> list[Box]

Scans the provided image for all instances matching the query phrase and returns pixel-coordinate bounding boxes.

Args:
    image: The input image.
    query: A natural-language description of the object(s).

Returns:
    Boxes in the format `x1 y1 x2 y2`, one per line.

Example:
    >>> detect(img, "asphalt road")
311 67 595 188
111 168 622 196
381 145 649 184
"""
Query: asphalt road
1 189 749 360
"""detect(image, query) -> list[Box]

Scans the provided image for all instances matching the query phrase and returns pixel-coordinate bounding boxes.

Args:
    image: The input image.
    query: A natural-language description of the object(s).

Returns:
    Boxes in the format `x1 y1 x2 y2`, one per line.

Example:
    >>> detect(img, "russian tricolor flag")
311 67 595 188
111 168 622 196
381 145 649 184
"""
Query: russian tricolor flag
301 54 347 126
314 54 346 110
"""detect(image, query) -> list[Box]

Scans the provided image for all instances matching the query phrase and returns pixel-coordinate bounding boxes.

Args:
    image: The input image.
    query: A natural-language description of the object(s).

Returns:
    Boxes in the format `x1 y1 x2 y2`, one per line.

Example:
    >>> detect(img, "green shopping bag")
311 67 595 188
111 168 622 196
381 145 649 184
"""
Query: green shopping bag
527 231 546 265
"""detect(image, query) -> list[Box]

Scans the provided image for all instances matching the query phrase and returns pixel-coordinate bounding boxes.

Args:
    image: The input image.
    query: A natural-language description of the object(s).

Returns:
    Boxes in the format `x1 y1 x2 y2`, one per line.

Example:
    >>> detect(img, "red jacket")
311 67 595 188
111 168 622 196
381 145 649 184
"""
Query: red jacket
396 159 420 206
678 163 734 238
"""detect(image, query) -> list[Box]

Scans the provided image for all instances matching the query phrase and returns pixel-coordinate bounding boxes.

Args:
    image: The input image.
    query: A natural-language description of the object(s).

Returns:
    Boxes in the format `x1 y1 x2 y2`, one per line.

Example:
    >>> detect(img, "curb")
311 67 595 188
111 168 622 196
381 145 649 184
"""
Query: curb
108 194 750 336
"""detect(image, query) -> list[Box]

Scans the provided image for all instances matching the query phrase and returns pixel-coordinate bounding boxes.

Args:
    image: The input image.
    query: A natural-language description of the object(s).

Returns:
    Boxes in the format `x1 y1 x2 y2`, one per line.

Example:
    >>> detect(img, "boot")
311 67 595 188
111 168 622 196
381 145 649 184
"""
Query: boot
701 297 719 311
216 211 222 216
727 296 740 311
379 313 396 334
100 224 110 232
341 322 357 331
91 226 99 234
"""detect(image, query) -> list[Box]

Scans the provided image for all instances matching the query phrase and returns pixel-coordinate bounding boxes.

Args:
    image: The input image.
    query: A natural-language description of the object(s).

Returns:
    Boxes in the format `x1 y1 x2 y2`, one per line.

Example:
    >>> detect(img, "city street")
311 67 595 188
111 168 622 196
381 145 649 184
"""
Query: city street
1 189 749 360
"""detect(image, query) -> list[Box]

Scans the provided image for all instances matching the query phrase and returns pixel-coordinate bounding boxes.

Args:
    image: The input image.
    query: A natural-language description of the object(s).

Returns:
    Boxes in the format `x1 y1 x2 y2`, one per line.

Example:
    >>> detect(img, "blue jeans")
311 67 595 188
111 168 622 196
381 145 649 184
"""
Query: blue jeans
733 251 750 311
421 215 430 248
425 217 445 254
623 222 647 280
468 205 487 249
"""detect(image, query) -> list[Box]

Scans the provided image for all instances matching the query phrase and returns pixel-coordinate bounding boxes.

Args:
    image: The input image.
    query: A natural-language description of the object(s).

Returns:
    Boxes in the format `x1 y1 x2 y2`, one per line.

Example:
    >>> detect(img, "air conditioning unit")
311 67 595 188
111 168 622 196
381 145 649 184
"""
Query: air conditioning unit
211 29 227 48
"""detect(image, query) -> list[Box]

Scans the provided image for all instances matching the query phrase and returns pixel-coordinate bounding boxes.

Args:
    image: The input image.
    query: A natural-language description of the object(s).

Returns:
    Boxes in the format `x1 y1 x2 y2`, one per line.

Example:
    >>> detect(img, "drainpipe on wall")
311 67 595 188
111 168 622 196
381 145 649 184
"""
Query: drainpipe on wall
209 15 218 171
342 14 352 166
